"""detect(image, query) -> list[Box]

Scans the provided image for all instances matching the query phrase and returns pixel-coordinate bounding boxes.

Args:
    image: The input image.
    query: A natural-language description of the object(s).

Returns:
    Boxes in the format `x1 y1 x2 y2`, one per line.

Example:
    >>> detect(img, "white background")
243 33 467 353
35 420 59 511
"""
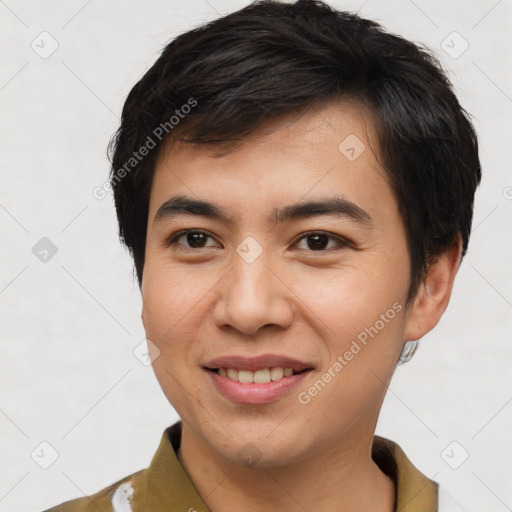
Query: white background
1 0 511 510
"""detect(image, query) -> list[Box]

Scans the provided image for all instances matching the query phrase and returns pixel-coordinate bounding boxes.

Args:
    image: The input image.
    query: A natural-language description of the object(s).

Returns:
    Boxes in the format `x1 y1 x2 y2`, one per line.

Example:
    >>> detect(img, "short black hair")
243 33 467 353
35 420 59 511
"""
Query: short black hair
108 0 481 304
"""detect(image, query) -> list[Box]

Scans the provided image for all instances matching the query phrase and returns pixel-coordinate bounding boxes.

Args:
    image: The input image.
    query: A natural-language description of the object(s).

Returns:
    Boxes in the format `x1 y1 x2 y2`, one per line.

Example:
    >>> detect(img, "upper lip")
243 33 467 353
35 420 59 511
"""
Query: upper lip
203 354 313 372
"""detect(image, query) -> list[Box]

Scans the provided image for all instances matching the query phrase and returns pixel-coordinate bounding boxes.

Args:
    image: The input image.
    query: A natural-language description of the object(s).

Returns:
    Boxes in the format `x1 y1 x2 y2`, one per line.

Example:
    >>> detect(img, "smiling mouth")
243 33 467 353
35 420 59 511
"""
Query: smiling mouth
206 367 311 383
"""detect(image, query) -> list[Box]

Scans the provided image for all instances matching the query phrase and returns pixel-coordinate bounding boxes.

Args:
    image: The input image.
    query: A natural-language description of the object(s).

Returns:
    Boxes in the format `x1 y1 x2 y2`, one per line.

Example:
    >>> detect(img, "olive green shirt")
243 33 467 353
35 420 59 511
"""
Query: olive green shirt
44 421 440 512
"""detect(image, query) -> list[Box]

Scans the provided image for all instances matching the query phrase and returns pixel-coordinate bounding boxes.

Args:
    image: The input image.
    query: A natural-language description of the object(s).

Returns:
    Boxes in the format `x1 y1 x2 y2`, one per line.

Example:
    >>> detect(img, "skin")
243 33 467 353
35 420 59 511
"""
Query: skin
141 102 462 512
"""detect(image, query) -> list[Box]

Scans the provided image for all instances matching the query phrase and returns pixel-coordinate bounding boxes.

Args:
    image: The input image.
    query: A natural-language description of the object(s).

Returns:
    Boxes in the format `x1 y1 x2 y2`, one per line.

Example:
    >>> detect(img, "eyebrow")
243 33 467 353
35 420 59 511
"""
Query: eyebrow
153 194 373 227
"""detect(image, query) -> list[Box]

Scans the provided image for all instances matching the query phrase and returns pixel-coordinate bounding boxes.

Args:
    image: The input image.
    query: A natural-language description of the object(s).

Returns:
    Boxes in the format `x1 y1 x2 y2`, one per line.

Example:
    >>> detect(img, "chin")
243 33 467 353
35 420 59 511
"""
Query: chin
206 422 309 468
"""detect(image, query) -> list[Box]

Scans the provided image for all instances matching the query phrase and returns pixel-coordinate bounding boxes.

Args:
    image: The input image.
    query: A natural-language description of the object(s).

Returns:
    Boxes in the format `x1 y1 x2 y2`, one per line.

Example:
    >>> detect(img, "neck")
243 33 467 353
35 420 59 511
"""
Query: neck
177 422 395 512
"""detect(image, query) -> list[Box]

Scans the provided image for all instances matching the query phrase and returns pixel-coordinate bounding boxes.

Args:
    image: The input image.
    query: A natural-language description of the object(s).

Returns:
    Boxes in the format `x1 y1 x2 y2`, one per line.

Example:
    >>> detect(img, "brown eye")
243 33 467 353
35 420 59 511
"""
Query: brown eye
167 230 218 249
294 231 349 251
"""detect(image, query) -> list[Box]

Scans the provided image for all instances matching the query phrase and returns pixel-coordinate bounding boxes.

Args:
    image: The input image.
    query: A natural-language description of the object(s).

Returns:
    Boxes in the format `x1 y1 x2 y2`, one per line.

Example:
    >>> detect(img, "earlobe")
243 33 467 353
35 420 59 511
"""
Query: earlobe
404 235 462 341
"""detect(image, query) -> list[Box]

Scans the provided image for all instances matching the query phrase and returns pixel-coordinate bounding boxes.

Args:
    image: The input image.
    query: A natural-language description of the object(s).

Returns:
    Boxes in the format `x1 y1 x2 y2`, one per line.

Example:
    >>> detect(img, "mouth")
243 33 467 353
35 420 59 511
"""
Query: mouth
203 354 313 378
202 354 314 404
205 366 311 383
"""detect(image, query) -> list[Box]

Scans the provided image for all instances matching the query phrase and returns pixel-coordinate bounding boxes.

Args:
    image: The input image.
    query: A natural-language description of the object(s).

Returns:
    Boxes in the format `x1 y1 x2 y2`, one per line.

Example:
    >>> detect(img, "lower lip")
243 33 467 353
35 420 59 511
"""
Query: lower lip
205 369 311 405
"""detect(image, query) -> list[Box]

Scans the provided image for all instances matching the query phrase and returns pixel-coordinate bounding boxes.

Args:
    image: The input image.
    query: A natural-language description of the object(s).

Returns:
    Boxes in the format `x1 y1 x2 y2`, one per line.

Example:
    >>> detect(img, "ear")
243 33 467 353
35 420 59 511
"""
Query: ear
404 235 463 341
141 307 146 329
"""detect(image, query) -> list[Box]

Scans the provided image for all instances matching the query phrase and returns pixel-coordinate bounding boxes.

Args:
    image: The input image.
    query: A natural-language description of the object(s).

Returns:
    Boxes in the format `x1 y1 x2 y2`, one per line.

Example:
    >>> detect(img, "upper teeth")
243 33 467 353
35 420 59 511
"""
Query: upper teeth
217 367 295 383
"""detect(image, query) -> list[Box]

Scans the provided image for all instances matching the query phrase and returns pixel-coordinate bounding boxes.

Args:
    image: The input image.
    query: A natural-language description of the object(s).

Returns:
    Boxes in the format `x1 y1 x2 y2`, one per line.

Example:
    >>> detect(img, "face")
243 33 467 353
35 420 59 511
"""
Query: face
141 102 416 467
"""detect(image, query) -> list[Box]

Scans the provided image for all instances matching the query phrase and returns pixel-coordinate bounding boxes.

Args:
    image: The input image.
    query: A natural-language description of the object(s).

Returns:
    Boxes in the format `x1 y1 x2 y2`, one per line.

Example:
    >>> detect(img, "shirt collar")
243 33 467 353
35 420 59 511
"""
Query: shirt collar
372 434 438 511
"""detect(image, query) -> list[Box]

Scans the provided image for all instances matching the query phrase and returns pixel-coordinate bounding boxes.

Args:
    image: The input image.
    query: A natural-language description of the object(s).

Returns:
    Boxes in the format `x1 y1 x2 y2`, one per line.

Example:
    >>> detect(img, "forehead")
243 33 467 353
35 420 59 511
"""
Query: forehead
148 102 392 224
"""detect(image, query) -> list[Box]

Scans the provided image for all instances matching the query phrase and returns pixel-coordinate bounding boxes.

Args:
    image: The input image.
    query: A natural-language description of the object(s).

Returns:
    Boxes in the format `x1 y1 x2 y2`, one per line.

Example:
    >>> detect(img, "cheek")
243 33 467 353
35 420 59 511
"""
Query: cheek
304 306 401 430
141 258 220 371
143 257 206 325
289 260 407 387
291 261 405 328
142 265 208 411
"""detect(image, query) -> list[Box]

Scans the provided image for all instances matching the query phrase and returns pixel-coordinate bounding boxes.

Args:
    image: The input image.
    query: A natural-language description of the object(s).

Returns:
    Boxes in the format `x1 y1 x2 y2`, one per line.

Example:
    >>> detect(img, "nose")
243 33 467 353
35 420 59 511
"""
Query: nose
213 249 294 336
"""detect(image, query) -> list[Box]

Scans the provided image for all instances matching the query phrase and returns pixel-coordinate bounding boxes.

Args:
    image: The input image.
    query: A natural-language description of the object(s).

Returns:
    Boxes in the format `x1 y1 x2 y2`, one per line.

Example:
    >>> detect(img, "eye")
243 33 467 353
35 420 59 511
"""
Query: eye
293 231 350 251
164 229 350 252
166 229 219 249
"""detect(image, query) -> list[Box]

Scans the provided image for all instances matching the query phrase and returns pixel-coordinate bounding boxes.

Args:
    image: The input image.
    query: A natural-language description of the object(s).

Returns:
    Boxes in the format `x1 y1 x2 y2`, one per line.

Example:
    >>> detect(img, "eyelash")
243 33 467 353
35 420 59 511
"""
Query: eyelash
165 229 351 252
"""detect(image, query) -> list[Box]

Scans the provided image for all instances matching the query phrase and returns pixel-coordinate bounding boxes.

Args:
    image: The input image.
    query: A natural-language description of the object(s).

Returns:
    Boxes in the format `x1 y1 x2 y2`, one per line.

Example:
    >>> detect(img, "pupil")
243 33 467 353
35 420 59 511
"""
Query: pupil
308 234 327 250
188 232 206 248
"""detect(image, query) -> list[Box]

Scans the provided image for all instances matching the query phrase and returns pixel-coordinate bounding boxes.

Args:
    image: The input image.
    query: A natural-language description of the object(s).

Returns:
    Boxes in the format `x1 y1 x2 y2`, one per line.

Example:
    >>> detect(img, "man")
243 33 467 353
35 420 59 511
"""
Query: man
45 0 481 510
